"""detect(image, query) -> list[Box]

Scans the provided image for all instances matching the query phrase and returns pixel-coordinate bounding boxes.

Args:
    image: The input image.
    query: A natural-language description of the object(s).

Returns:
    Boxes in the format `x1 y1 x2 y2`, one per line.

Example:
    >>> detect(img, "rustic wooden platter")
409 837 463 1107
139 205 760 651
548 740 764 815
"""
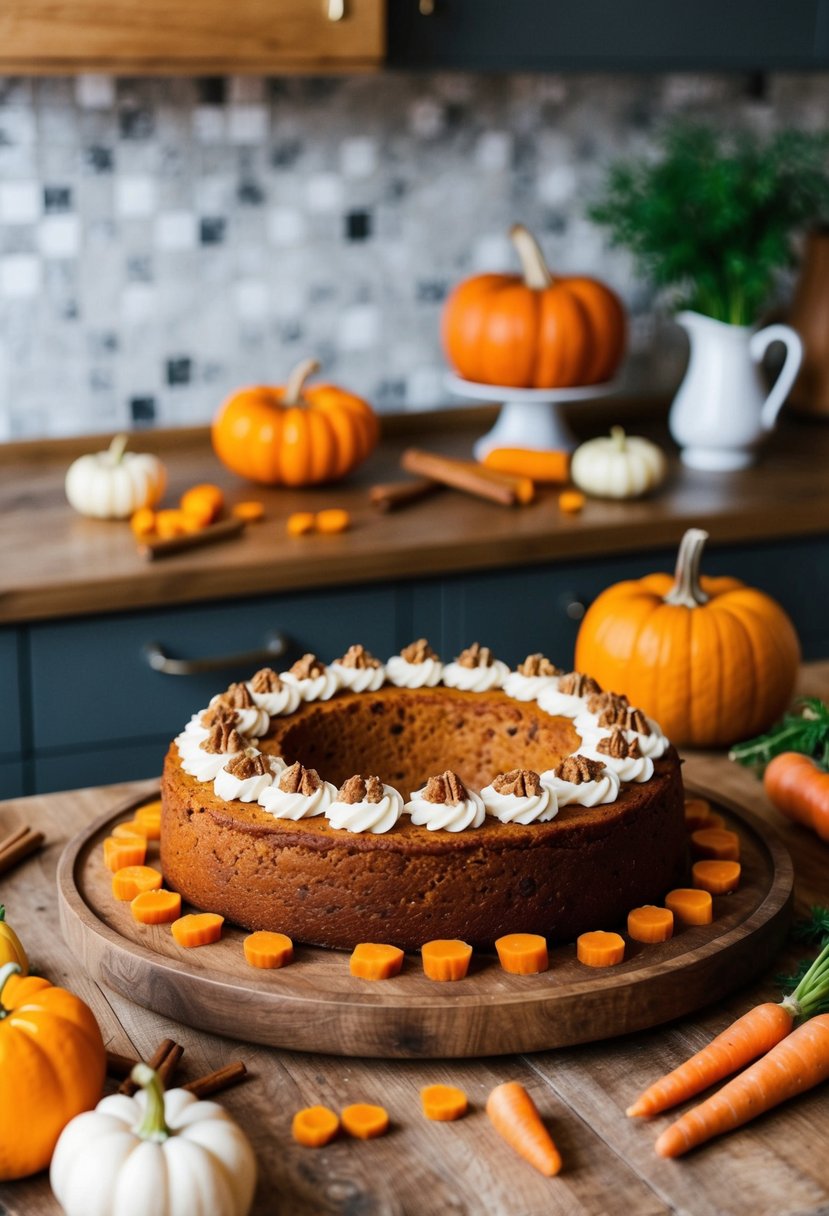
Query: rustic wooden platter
57 782 793 1059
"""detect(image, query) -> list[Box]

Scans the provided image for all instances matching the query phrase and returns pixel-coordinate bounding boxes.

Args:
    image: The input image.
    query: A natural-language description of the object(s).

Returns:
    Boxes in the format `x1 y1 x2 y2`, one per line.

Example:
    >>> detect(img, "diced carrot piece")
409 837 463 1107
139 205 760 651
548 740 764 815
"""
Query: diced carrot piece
690 827 740 861
341 1103 390 1139
495 933 548 975
683 796 714 831
130 507 157 539
103 836 147 872
171 912 224 948
232 500 265 522
692 859 741 895
627 905 674 944
131 889 182 924
315 508 351 534
577 930 626 967
112 865 163 902
292 1105 339 1148
112 821 147 842
350 942 404 980
243 930 294 969
134 802 162 841
421 939 472 982
154 509 190 539
421 1084 468 1122
558 489 585 515
181 483 224 526
665 887 713 926
286 511 316 537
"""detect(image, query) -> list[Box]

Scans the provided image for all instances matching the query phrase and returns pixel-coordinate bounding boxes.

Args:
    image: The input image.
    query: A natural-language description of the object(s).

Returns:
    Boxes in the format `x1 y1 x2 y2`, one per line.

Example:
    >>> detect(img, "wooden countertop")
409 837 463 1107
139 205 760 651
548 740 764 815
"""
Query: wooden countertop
2 407 829 625
2 662 829 1216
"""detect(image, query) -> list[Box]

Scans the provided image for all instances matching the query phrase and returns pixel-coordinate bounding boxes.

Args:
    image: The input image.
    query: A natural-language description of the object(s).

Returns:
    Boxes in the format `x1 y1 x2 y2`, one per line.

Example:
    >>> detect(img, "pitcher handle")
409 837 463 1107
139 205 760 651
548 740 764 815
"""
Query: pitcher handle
749 323 803 432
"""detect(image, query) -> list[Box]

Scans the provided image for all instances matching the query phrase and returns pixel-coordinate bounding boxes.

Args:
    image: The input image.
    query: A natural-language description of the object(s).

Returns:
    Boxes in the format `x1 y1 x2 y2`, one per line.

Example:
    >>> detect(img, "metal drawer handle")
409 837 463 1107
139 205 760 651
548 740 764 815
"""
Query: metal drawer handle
326 0 345 20
143 632 287 676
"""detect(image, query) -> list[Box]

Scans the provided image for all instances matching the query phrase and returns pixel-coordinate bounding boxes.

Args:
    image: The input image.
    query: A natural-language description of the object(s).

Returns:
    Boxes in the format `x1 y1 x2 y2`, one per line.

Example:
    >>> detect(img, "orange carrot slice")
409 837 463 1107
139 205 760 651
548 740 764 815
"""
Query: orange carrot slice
350 942 404 980
112 865 163 902
134 802 162 840
486 1081 562 1177
154 509 191 539
131 889 182 924
482 448 569 484
421 939 472 982
665 887 713 926
558 489 585 515
103 836 147 872
421 1084 468 1121
286 511 316 537
130 507 157 539
315 508 351 534
495 933 548 975
627 905 674 944
341 1103 390 1139
690 828 740 862
243 930 294 969
232 500 265 522
292 1105 339 1148
577 930 625 967
111 821 147 842
171 912 224 948
692 859 741 895
181 483 224 526
683 796 714 831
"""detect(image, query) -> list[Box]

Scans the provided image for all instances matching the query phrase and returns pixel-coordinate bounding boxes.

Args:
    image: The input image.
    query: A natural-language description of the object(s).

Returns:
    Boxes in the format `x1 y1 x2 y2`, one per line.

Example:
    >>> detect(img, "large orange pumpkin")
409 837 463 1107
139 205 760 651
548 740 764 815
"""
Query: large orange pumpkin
0 963 106 1180
441 224 626 389
574 528 801 748
212 358 379 486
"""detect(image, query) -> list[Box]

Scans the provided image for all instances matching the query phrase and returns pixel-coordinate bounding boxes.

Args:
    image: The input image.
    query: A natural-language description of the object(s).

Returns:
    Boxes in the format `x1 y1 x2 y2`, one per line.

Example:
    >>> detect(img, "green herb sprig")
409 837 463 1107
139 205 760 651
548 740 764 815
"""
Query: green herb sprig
775 908 829 993
729 698 829 774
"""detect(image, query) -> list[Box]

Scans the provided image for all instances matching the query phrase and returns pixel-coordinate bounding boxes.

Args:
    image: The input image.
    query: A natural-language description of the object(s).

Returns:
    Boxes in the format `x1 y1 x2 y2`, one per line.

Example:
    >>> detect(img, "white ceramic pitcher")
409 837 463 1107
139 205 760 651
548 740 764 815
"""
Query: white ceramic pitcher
669 310 803 470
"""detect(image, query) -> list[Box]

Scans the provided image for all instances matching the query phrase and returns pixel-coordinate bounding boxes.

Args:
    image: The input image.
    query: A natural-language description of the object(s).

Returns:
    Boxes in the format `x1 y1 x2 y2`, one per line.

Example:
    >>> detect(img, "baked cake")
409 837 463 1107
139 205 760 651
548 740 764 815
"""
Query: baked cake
161 643 685 950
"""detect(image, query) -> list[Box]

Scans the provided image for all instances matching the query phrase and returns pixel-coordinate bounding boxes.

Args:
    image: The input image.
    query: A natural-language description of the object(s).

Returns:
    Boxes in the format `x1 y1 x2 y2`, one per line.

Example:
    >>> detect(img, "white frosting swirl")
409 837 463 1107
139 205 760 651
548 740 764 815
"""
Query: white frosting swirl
207 694 270 738
481 782 559 824
330 662 386 693
405 786 486 832
214 752 284 802
541 763 621 807
246 680 302 717
581 744 655 783
181 738 251 782
574 708 668 759
503 671 560 702
625 718 669 759
537 686 588 719
386 655 443 688
281 667 340 703
258 779 337 820
442 659 510 692
326 784 404 834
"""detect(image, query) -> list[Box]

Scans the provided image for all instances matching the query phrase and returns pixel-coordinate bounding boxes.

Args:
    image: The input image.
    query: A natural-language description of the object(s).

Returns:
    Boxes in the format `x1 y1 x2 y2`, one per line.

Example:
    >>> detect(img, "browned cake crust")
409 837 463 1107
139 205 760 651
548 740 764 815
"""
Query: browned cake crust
161 686 686 950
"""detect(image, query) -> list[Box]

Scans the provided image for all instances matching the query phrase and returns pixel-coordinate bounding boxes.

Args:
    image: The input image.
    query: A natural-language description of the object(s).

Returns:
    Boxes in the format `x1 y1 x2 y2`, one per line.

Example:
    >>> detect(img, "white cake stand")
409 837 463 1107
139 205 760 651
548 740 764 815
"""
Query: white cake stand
446 374 621 460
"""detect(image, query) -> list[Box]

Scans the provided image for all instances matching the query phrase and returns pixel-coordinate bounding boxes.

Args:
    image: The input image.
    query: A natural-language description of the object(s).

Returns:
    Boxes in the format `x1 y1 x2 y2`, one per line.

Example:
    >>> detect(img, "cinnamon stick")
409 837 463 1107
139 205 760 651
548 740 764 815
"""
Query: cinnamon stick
183 1060 248 1099
0 828 45 876
369 478 442 513
0 823 30 854
106 1050 139 1080
157 1042 185 1087
139 518 245 561
400 448 534 507
119 1038 182 1095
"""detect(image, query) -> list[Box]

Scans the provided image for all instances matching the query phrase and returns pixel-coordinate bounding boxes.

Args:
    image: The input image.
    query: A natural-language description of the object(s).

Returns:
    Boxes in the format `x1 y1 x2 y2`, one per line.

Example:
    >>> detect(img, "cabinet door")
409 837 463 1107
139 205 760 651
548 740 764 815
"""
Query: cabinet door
0 0 384 73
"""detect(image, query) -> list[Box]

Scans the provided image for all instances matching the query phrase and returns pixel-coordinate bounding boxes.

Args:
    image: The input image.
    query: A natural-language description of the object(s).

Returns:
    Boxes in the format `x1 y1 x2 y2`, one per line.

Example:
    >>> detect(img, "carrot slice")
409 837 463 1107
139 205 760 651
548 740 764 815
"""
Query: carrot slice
577 930 626 967
171 912 224 948
103 836 146 872
421 1084 468 1121
665 887 713 926
286 511 316 536
495 933 548 975
292 1105 339 1148
558 489 585 515
131 889 182 924
315 508 351 534
683 797 714 831
341 1103 390 1140
232 500 265 522
154 509 191 539
350 942 404 980
134 802 162 841
690 827 740 862
181 483 224 526
486 1081 562 1177
112 865 163 902
130 507 157 539
421 939 472 982
112 821 147 842
627 905 674 944
482 448 569 484
244 930 294 969
692 859 741 895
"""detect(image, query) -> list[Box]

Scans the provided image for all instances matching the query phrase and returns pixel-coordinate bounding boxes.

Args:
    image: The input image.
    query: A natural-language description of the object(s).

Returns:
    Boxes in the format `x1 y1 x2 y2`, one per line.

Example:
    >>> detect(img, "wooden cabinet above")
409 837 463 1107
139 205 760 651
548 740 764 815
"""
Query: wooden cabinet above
0 0 385 74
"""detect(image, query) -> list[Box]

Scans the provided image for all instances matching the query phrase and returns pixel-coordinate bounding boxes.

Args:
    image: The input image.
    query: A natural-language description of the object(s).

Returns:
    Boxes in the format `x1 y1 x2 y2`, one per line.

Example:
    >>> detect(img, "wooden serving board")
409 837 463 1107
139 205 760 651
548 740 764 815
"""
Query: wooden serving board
57 783 793 1059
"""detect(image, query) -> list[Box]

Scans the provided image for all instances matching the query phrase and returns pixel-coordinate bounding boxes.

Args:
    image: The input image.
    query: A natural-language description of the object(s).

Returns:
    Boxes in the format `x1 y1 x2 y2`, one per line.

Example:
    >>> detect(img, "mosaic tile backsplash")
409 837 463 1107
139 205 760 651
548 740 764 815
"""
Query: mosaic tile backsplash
0 71 825 440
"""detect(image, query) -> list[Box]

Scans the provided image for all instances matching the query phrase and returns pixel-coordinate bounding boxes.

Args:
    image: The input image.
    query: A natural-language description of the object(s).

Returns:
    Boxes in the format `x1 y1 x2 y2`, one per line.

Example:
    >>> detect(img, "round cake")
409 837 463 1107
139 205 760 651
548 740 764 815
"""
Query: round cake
161 643 686 951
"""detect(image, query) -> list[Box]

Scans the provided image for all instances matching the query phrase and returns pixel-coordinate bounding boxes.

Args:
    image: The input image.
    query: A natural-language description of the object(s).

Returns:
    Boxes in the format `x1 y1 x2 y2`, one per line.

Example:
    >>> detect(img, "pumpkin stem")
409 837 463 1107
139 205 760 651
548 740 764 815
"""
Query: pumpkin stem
0 961 21 1018
510 224 553 289
610 426 627 451
132 1064 172 1143
284 358 321 406
0 905 5 923
108 434 129 465
664 528 710 608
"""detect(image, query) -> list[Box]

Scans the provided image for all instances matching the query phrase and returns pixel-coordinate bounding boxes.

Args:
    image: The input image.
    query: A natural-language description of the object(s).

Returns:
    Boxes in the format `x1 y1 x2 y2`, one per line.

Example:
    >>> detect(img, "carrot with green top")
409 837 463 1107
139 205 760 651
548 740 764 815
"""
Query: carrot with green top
486 1081 562 1177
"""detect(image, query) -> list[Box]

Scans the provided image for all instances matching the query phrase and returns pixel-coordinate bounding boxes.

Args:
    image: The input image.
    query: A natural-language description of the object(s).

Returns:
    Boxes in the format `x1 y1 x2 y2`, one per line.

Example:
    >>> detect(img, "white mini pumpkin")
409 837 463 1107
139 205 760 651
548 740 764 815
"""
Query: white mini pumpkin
65 434 166 519
50 1065 257 1216
571 426 667 499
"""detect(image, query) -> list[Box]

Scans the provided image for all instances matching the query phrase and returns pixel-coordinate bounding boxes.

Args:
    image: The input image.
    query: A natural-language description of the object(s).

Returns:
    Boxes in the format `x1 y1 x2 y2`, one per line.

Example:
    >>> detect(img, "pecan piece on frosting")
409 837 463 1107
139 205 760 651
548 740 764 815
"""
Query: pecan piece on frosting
225 750 271 779
456 642 493 669
200 702 236 729
517 653 560 678
596 727 642 760
625 707 651 735
492 768 542 797
558 672 602 698
201 722 246 754
338 774 384 804
553 754 606 784
587 691 630 726
337 644 381 670
278 761 322 795
215 681 255 709
250 667 284 693
423 770 466 805
400 638 438 664
289 653 325 680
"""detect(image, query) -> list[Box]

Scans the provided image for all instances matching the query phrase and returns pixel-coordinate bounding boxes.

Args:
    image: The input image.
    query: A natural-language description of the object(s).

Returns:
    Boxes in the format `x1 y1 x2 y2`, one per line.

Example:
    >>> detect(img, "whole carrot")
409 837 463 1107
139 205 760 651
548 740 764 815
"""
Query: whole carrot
486 1081 562 1177
655 1013 829 1157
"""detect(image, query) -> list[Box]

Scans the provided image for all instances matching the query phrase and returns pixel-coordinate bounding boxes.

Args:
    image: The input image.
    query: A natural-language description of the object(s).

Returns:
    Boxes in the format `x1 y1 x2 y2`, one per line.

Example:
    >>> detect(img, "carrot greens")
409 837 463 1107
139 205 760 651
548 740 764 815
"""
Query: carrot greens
729 698 829 773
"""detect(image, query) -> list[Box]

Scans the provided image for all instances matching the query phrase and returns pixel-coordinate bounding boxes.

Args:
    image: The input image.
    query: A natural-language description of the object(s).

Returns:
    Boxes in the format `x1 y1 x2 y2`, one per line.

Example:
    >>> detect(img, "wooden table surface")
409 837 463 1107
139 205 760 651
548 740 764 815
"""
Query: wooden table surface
2 664 829 1216
3 408 829 624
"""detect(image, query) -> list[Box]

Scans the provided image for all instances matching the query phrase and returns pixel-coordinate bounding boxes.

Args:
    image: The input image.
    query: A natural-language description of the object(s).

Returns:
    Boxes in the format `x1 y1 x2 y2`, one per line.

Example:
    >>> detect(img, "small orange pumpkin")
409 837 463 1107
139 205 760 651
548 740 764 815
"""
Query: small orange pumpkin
574 528 801 748
0 962 106 1180
441 224 626 389
212 358 379 486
